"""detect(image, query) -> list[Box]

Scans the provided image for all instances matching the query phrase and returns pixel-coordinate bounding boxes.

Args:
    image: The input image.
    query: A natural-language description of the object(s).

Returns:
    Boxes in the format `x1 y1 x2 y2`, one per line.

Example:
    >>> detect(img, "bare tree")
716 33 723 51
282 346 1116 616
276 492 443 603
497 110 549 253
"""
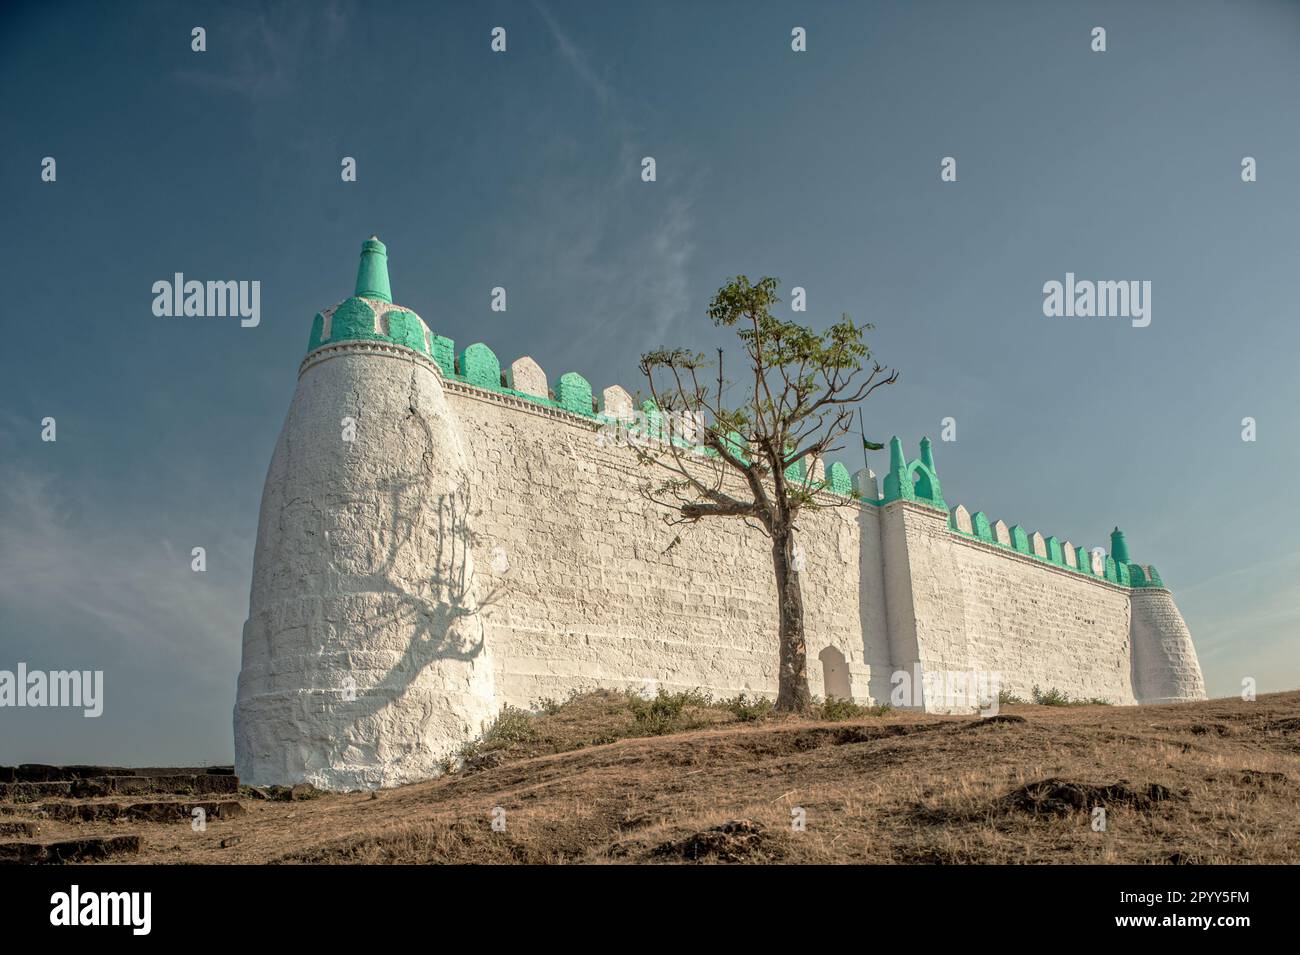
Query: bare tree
636 276 896 713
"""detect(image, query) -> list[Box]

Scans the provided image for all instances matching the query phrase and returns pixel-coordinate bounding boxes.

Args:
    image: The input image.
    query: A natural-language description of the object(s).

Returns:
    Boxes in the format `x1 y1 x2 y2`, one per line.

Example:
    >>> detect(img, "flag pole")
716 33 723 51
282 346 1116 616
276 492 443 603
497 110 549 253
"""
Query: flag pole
858 406 869 473
717 347 723 406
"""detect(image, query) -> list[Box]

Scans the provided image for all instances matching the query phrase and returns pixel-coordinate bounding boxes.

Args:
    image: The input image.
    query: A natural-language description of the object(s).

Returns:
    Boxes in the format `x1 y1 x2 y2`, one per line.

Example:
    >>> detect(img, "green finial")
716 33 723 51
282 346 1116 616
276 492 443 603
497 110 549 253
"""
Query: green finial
888 436 905 472
354 236 392 303
919 436 935 471
882 437 909 503
1110 526 1130 563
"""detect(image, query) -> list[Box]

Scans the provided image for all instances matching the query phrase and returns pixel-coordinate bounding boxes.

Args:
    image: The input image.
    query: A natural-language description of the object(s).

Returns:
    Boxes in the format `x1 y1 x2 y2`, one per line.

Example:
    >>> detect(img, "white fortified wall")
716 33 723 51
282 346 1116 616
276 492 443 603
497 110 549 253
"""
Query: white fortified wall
444 382 875 710
237 330 1206 790
235 340 497 789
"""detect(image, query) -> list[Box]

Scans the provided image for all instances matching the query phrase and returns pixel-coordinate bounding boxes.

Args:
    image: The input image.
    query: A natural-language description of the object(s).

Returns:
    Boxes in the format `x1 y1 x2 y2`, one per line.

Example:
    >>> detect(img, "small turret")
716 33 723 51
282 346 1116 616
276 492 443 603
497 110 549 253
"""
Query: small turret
889 435 906 474
354 236 392 303
919 435 935 470
1110 526 1129 563
881 436 946 510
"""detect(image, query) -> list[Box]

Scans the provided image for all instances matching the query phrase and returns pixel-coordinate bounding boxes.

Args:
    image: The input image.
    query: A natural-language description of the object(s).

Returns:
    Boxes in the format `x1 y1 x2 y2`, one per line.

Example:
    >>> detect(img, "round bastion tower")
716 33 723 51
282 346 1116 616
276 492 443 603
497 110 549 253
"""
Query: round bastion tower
1115 528 1208 704
234 238 496 790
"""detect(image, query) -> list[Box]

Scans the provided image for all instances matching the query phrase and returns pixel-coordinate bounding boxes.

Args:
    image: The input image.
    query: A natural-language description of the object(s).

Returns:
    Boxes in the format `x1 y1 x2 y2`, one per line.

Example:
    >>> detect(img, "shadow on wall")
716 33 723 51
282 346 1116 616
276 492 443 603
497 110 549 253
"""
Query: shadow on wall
311 463 501 773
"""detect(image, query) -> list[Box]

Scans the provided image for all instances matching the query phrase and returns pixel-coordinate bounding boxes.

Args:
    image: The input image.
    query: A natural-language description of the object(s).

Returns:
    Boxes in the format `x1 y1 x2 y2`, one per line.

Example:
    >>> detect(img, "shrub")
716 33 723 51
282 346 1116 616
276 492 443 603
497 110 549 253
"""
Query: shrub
1032 686 1071 706
531 686 586 716
533 696 564 717
628 689 713 735
720 692 775 722
818 696 890 721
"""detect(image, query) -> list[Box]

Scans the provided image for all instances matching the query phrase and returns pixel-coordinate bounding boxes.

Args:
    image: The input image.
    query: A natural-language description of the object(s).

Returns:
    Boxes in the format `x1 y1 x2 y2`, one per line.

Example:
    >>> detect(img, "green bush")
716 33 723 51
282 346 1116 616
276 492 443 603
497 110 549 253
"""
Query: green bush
1032 685 1071 706
628 689 713 735
720 692 775 722
481 705 540 747
817 696 890 721
531 686 586 716
1029 685 1112 707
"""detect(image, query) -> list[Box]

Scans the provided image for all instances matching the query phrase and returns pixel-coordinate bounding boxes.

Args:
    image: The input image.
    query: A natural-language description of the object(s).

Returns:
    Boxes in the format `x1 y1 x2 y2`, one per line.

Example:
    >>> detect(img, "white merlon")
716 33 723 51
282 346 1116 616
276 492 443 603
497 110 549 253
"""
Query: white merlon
508 356 548 399
852 467 880 500
1031 531 1047 558
953 504 972 534
601 385 634 420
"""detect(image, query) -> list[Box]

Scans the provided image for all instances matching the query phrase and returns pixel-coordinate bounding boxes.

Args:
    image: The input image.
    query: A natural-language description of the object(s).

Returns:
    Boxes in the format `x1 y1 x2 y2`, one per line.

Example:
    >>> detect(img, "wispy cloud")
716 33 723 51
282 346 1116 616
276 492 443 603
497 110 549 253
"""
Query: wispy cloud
173 1 353 99
534 0 616 109
516 3 701 372
0 462 248 688
1177 550 1300 697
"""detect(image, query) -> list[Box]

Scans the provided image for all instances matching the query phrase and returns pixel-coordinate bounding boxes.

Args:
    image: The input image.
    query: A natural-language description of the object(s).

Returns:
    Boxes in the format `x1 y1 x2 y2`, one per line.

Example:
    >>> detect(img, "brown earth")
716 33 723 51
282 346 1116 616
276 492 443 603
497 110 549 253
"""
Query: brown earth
4 690 1297 864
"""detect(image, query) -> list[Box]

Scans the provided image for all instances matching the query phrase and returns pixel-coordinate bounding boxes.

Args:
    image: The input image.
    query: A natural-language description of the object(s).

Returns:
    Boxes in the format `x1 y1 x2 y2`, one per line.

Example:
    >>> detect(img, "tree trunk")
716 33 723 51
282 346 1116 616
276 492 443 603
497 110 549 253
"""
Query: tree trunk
772 529 812 713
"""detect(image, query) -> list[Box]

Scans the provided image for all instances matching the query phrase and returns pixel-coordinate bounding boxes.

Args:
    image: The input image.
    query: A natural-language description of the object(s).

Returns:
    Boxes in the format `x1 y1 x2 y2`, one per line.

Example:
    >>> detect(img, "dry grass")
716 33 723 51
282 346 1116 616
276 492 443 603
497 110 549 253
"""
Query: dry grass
21 690 1300 864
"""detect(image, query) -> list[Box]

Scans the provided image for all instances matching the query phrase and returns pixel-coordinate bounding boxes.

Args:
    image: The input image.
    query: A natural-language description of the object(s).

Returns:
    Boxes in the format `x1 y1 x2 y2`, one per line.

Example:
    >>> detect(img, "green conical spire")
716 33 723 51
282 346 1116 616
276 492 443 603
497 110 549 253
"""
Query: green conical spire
888 436 906 472
919 435 935 470
354 236 392 303
881 436 908 503
1110 526 1130 563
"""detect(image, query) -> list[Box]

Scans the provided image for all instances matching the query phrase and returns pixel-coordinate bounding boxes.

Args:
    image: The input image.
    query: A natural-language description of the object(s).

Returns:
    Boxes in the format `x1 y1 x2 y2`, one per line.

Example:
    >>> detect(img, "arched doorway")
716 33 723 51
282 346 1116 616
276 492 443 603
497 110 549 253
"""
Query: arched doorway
819 646 852 700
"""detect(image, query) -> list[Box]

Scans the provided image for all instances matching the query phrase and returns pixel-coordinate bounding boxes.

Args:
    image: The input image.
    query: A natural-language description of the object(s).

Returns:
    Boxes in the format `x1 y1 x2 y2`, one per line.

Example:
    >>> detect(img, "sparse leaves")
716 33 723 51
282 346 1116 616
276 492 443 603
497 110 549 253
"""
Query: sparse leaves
637 275 897 713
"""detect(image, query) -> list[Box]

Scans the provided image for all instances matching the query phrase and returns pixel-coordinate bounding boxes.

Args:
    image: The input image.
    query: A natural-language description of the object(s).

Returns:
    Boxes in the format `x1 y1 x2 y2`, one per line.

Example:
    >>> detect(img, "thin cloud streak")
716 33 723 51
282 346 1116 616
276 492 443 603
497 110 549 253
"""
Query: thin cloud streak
0 462 247 681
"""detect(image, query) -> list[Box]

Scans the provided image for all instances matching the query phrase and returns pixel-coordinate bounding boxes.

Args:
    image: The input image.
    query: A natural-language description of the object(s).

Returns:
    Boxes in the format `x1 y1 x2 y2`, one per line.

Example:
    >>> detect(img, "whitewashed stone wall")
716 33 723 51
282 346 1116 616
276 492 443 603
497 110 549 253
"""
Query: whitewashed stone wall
235 345 497 789
1130 589 1207 703
444 383 875 710
237 345 1206 789
943 528 1136 705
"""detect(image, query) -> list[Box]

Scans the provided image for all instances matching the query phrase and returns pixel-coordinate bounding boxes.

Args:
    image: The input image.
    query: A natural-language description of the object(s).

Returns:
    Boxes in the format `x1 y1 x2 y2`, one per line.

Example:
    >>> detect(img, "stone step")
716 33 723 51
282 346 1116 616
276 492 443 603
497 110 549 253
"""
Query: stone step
0 764 234 783
0 835 141 865
0 774 238 801
37 800 246 823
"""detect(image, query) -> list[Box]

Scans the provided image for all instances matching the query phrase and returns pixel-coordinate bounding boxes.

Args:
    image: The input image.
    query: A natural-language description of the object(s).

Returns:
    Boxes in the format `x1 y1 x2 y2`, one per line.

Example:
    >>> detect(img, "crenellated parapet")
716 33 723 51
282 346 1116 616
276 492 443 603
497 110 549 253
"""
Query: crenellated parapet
303 237 654 424
947 501 1165 589
237 238 1206 788
306 239 1169 594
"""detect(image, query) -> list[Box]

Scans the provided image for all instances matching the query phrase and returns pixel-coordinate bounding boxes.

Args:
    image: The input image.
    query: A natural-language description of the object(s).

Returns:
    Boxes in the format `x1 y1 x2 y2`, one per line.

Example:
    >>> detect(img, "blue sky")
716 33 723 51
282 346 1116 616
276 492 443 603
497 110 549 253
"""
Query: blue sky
2 0 1297 763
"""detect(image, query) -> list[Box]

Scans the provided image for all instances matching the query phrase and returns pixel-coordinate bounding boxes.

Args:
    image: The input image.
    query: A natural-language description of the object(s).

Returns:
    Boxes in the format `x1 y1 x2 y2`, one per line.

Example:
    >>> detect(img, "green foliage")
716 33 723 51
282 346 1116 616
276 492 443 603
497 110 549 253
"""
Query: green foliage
720 692 776 722
628 688 715 735
1030 685 1112 707
532 687 585 716
481 705 540 746
707 275 872 386
639 275 895 514
1032 686 1071 706
448 705 540 770
817 696 891 720
533 696 564 716
638 275 898 716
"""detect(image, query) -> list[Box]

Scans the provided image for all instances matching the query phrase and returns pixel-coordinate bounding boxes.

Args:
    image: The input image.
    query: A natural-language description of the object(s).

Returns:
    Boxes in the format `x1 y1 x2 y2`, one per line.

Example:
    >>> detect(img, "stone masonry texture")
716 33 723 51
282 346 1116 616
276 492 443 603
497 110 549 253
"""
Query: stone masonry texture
234 332 1207 790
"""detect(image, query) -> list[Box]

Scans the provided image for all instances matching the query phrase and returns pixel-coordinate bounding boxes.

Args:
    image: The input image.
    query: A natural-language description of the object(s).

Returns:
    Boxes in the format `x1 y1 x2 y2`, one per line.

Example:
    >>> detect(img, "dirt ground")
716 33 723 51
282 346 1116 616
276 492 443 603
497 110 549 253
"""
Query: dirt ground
10 689 1293 864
